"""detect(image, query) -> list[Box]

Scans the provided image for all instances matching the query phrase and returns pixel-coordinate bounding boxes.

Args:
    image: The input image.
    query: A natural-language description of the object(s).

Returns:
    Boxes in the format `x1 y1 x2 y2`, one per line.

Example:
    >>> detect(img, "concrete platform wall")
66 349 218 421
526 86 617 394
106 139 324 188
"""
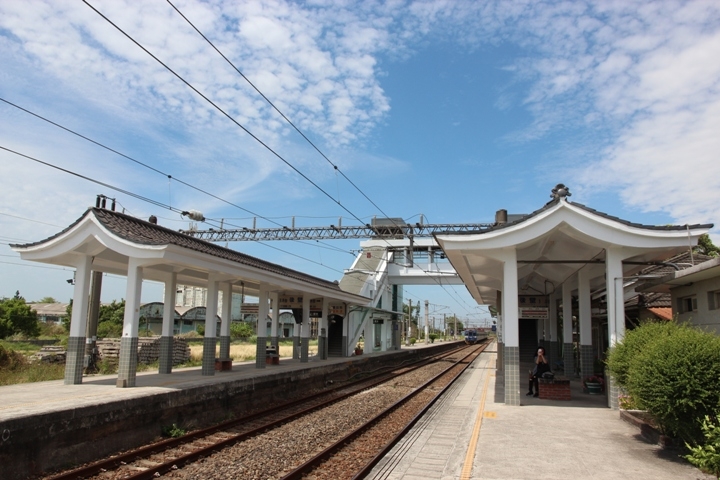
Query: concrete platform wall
1 343 460 479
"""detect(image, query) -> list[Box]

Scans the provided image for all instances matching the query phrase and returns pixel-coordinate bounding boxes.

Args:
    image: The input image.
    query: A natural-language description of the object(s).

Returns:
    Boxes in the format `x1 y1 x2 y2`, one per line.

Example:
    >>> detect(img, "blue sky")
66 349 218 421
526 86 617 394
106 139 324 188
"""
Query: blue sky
1 0 719 326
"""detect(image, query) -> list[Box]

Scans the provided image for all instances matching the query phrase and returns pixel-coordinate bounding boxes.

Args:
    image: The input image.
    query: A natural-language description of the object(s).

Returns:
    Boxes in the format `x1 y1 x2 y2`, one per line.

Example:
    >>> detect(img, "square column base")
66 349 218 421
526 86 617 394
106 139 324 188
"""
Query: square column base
64 336 85 385
219 335 231 360
201 337 216 376
255 337 267 368
504 346 520 405
117 337 138 388
563 343 574 377
159 336 173 374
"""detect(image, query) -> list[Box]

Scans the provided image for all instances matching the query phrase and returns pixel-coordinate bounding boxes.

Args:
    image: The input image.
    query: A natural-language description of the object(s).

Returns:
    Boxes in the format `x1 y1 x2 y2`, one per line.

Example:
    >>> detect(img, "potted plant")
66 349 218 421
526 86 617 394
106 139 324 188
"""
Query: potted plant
583 375 604 394
354 342 363 355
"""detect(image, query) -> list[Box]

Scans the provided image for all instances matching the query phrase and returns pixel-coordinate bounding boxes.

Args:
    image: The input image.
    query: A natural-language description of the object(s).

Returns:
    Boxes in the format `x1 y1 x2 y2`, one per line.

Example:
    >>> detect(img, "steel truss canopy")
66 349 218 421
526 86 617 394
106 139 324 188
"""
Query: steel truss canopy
182 220 494 242
434 186 713 307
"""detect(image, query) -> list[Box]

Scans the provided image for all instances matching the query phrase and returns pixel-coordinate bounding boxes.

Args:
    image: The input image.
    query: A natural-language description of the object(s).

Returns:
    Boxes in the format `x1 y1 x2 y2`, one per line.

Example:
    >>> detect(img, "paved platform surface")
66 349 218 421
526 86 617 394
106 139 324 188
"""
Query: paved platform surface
369 340 713 480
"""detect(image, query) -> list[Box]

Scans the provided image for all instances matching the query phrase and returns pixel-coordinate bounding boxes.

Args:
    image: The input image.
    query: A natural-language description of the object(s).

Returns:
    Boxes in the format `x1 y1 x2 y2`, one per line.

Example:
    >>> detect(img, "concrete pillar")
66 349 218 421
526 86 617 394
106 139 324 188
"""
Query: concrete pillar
270 292 279 349
201 275 219 376
562 280 574 378
342 307 349 357
606 247 625 409
578 268 593 378
66 255 92 385
255 285 268 368
159 272 176 374
319 300 328 360
301 295 310 362
496 290 503 372
219 282 232 360
424 299 429 344
293 313 301 359
118 258 143 388
84 270 103 371
501 249 520 406
547 292 558 370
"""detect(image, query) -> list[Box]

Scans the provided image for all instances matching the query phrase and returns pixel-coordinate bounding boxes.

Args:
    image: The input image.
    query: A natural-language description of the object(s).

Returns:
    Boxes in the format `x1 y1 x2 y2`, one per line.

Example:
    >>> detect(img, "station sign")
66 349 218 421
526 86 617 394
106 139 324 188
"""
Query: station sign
519 307 549 319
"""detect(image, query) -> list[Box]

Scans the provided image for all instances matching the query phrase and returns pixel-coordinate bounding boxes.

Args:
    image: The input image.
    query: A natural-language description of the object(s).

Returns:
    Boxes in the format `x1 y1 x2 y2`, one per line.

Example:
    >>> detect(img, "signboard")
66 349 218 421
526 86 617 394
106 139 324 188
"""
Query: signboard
518 295 548 307
372 318 384 324
329 304 346 316
519 307 549 319
496 314 503 343
278 296 324 310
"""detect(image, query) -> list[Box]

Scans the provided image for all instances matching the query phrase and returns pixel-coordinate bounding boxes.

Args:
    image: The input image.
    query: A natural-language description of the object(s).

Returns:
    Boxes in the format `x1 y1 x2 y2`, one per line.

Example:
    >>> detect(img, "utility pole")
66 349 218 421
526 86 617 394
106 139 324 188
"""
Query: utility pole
443 313 446 341
454 315 457 340
424 300 429 344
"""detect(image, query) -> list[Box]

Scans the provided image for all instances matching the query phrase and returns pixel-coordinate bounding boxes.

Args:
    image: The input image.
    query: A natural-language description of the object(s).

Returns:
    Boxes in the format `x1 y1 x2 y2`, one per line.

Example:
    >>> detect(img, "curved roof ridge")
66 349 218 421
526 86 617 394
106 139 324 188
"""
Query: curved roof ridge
13 207 344 292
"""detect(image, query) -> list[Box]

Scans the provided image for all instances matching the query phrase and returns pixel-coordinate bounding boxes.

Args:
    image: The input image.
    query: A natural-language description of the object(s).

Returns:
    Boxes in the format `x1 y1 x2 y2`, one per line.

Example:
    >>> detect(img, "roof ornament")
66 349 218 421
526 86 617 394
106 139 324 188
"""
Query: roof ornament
551 183 571 200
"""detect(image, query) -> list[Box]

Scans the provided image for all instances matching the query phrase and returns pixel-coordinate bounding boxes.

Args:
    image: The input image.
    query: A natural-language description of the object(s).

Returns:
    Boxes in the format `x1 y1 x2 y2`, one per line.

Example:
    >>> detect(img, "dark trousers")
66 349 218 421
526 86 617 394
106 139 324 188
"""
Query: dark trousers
529 375 539 394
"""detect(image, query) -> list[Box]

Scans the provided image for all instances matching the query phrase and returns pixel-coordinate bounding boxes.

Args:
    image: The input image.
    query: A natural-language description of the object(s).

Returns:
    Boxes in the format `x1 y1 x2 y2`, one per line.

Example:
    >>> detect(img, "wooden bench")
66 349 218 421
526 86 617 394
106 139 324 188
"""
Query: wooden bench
538 376 571 400
214 358 233 371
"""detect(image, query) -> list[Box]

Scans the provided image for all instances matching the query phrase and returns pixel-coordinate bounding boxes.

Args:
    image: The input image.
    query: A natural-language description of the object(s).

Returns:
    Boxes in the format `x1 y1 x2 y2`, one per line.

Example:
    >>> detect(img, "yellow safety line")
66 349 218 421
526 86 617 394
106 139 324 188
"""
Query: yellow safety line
460 356 494 480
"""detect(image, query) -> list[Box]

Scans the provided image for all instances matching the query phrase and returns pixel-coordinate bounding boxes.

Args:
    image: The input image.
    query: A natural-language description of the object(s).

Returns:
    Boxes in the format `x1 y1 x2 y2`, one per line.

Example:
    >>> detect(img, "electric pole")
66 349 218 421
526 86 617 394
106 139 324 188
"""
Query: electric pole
406 297 412 346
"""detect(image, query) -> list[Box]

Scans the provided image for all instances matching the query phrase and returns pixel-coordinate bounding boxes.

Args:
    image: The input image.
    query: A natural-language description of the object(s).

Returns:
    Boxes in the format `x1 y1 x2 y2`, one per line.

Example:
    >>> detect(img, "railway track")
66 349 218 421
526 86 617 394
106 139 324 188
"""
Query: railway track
45 344 481 480
280 342 487 480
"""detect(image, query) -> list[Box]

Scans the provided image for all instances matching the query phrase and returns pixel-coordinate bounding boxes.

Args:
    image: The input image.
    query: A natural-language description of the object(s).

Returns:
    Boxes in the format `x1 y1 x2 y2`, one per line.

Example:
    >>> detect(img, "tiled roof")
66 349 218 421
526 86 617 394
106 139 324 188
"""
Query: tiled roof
13 208 345 292
435 198 713 236
648 307 673 321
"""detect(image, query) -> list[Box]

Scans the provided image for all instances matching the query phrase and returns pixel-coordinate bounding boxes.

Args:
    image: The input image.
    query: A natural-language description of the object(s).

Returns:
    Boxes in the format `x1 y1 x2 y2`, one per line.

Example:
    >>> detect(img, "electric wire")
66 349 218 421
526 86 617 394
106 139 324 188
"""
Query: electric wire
82 0 368 230
0 98 356 258
0 145 346 275
165 0 398 226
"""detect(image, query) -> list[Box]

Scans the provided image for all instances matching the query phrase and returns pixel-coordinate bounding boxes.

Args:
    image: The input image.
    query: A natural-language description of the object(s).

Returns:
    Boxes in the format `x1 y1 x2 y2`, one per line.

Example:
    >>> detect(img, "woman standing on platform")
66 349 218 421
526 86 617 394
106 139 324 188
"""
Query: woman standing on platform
527 346 550 397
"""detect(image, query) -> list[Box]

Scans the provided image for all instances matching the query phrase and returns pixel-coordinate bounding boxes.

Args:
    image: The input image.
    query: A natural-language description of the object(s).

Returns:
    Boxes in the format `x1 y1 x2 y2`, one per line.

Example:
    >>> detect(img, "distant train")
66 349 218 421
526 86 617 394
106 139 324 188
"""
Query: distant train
464 329 479 345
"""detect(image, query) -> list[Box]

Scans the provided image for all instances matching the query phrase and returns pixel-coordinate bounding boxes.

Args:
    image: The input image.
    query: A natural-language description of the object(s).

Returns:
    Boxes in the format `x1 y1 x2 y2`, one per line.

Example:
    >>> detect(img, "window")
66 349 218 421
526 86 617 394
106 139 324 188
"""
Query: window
678 295 697 314
708 290 720 311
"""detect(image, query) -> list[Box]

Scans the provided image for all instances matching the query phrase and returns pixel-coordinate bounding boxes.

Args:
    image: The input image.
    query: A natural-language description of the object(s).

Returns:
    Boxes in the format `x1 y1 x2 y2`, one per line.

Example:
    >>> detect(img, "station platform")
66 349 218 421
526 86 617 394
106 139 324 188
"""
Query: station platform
368 339 713 480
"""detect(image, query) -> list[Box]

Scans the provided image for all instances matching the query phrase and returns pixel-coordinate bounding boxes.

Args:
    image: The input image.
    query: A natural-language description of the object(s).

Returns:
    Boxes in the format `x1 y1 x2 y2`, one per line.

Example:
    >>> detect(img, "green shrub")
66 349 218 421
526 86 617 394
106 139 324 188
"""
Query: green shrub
161 423 187 438
627 325 720 444
429 333 438 343
230 321 254 339
606 320 681 390
686 414 720 477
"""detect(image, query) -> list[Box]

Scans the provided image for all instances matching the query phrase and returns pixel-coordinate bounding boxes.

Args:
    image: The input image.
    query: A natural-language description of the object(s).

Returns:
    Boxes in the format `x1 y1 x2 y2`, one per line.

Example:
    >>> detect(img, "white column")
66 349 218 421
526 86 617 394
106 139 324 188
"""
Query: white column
122 258 144 339
220 282 231 338
159 272 176 374
500 248 520 406
502 252 519 349
69 255 92 338
578 267 593 377
256 285 269 368
205 276 219 338
161 273 177 337
562 278 574 377
578 269 591 344
606 246 626 409
548 292 557 342
118 257 143 387
301 295 310 362
219 282 232 360
65 255 93 385
606 247 625 345
424 299 429 344
270 291 279 344
320 299 329 359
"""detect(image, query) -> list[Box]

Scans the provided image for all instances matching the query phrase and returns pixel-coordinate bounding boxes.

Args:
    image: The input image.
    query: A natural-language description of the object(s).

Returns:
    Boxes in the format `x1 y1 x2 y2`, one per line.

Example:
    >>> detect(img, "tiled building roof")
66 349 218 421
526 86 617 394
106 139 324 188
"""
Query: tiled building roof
13 208 344 292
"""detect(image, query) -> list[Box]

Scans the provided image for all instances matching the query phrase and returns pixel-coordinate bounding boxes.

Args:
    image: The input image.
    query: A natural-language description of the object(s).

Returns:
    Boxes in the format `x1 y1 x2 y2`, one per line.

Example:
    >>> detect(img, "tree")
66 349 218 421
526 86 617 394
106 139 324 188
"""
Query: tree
37 296 57 304
695 233 720 258
0 295 40 338
63 299 126 337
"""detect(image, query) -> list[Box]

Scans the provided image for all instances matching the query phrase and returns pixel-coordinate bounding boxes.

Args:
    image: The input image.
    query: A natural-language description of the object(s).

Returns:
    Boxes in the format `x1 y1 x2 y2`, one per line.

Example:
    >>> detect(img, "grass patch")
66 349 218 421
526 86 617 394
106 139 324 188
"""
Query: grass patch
188 339 319 362
0 344 65 385
0 340 42 355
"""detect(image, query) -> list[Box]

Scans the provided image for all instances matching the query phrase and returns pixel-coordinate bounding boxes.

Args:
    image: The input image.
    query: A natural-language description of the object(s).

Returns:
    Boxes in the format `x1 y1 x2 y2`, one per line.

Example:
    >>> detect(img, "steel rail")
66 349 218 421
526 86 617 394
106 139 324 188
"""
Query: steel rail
279 342 487 480
46 345 469 480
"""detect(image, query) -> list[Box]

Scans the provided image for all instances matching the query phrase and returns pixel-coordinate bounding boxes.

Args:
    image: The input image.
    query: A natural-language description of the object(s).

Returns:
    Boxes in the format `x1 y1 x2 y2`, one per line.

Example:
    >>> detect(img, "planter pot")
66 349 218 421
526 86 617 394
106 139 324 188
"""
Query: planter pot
585 382 602 394
354 349 363 355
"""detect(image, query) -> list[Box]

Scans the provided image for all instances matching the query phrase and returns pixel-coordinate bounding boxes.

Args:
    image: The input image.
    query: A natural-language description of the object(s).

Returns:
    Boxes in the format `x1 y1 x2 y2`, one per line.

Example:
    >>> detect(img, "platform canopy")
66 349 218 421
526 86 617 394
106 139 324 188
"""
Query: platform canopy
12 207 368 305
435 185 713 308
